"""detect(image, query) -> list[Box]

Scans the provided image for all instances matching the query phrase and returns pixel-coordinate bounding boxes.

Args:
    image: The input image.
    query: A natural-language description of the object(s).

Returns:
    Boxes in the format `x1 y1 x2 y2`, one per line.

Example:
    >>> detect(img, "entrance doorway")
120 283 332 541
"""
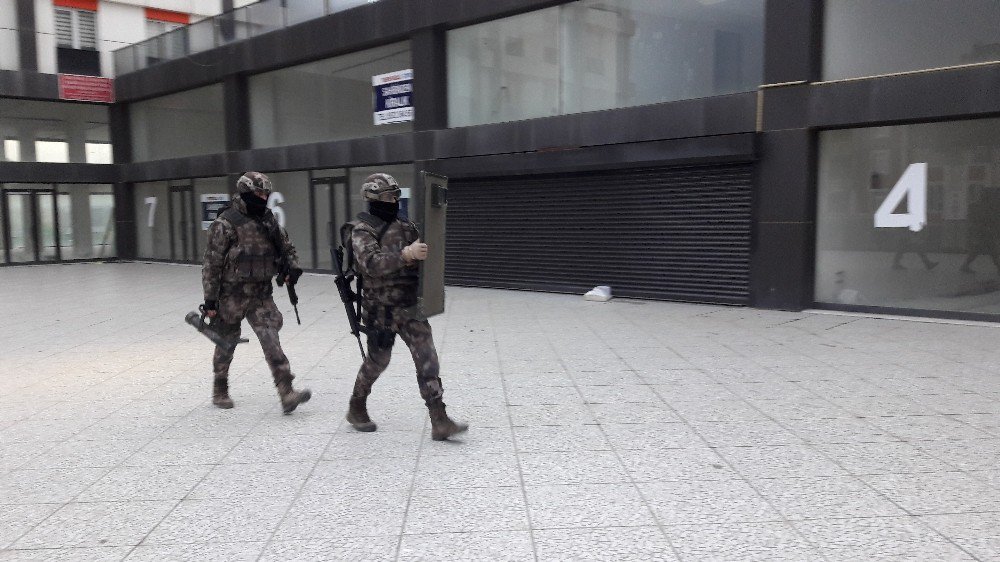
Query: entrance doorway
3 187 59 263
311 174 348 270
168 184 196 262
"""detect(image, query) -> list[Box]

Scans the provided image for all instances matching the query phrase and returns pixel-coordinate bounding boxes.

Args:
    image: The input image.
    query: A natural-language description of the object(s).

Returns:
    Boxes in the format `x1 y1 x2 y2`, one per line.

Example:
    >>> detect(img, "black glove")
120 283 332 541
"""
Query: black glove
203 299 218 312
287 267 303 286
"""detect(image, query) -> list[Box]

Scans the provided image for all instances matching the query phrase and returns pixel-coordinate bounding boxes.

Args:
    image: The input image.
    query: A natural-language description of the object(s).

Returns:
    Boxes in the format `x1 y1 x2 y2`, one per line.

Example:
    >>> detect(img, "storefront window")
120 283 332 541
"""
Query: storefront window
249 42 412 149
824 0 1000 81
815 119 1000 316
448 0 764 127
0 99 110 163
129 84 225 161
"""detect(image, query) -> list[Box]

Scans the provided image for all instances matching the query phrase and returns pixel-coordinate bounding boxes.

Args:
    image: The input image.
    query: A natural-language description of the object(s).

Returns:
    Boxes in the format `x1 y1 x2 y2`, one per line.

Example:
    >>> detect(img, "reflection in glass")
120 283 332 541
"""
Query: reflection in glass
37 192 57 261
135 181 171 259
249 42 412 148
7 193 33 262
130 85 225 162
448 0 764 127
815 119 1000 316
0 99 109 163
90 192 115 258
824 0 1000 80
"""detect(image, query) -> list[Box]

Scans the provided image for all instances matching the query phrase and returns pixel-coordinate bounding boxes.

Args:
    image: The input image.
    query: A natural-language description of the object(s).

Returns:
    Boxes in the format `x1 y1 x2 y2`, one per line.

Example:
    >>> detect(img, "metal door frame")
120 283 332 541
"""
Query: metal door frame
309 173 348 270
0 184 61 264
167 182 196 262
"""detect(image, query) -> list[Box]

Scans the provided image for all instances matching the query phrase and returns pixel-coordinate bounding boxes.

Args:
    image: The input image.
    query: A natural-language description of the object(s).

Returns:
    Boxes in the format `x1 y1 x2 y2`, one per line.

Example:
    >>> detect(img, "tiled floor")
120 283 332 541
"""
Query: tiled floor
2 262 1000 560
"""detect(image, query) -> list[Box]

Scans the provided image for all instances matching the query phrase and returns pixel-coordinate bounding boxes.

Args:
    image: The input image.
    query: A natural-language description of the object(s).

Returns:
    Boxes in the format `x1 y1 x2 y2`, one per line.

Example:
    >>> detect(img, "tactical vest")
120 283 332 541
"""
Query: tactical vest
221 207 278 284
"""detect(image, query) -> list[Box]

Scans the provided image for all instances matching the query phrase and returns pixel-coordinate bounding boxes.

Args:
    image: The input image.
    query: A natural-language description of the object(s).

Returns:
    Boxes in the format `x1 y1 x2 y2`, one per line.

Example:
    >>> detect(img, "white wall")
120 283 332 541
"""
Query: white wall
34 0 56 74
0 0 19 70
99 2 145 76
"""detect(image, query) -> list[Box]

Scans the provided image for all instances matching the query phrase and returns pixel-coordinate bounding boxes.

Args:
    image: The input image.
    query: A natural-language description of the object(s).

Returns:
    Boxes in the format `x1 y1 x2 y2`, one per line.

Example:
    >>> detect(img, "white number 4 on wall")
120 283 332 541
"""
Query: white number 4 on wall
874 162 927 232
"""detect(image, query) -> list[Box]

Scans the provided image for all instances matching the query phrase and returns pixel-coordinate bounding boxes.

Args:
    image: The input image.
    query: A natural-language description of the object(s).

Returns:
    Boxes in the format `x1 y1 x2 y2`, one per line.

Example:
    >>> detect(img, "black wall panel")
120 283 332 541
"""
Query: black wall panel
446 164 753 304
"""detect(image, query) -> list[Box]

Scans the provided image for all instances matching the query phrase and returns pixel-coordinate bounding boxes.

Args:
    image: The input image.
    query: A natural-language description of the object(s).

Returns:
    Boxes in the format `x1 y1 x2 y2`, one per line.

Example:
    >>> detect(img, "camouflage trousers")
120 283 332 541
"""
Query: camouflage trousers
352 310 444 407
211 289 293 386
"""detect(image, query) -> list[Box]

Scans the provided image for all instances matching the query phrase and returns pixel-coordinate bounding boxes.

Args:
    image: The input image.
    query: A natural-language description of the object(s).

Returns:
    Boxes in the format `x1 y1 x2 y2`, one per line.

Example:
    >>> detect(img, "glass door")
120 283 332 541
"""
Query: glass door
3 187 58 263
311 174 347 270
168 184 196 262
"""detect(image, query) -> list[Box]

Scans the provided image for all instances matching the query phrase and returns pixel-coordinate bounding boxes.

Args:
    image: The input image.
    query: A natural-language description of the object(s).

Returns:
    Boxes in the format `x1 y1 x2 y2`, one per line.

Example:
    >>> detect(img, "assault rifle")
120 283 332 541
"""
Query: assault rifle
333 245 368 360
275 263 301 325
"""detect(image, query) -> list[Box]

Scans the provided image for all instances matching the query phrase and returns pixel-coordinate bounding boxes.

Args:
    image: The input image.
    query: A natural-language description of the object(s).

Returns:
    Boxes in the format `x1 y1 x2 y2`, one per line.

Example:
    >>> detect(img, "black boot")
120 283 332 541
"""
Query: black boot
276 379 311 414
428 402 468 441
212 377 234 409
346 396 377 432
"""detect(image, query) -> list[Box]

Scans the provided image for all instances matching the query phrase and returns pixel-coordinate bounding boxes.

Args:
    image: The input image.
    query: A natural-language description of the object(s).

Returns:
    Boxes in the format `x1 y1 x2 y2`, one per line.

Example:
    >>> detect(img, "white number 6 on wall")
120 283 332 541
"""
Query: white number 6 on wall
874 162 927 232
267 191 286 228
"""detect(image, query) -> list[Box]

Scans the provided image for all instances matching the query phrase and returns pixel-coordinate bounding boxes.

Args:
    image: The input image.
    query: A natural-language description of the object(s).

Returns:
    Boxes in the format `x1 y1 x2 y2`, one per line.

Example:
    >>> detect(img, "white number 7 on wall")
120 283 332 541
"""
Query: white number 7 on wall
874 162 927 232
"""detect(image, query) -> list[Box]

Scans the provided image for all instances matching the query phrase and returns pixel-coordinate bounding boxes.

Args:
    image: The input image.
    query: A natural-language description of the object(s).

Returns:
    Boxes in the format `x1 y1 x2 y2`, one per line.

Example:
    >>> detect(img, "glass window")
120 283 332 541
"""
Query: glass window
35 140 69 163
55 8 97 50
85 142 112 164
130 84 225 161
815 118 1000 316
55 184 115 260
134 181 171 259
448 0 764 127
0 99 110 164
249 42 412 148
0 7 18 71
824 0 1000 81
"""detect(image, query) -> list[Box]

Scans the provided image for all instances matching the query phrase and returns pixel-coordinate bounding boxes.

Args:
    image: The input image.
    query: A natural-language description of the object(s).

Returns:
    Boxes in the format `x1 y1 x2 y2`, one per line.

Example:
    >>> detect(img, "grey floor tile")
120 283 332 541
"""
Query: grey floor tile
665 522 824 561
578 384 662 404
519 451 629 486
405 486 528 534
260 537 397 562
323 430 422 460
0 468 109 504
788 417 899 444
421 426 515 456
816 441 959 474
861 472 1000 515
77 464 212 502
513 424 610 453
526 483 655 529
619 447 738 482
509 404 596 427
13 501 177 549
0 504 61 550
416 453 520 489
23 439 148 470
276 490 409 539
669 399 771 423
600 422 701 450
793 517 975 561
124 541 265 561
717 445 848 479
122 436 241 466
301 457 416 495
754 475 907 520
0 441 55 472
640 479 781 526
913 438 1000 471
398 531 533 562
691 420 805 447
0 546 132 561
873 415 995 441
143 496 292 544
221 433 331 464
589 402 681 424
188 461 314 500
534 526 677 561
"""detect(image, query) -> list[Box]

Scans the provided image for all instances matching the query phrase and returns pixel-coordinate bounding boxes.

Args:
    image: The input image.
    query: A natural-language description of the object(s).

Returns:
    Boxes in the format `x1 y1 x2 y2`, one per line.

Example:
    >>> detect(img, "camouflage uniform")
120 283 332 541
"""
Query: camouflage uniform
202 172 310 413
345 173 466 440
350 216 444 406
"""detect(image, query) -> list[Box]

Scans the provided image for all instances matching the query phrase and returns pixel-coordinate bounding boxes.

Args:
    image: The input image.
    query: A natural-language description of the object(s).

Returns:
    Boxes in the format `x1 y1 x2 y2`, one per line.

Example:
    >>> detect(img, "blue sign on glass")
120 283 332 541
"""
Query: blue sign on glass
372 69 414 125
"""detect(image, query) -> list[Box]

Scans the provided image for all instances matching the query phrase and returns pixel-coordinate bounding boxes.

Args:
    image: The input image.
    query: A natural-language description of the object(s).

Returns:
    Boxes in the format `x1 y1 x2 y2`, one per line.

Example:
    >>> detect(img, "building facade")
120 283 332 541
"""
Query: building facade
2 0 1000 321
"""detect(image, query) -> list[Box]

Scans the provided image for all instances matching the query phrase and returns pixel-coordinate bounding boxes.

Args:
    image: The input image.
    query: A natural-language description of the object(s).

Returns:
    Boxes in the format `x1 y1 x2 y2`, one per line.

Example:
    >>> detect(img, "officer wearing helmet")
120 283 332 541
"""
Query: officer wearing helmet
345 172 467 440
201 171 312 414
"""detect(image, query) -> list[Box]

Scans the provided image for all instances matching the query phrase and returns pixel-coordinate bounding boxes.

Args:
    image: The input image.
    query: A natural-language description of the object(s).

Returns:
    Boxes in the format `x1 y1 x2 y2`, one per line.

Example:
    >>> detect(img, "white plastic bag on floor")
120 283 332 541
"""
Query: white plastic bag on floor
584 285 612 302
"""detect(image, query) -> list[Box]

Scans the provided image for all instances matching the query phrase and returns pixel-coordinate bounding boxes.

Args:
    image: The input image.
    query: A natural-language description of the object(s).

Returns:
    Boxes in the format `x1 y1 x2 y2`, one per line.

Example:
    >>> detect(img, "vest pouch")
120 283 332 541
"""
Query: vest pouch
235 253 277 282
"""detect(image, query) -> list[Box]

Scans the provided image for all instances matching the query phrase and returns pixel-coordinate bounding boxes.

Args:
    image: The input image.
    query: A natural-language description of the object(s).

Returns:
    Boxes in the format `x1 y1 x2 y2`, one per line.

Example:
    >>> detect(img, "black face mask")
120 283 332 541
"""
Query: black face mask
369 200 399 223
240 191 268 218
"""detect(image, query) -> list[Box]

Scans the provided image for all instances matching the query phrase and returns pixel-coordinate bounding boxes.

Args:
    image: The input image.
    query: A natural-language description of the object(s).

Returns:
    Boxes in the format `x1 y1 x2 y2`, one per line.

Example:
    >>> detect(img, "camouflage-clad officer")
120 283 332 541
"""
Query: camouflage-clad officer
345 173 468 440
202 171 311 414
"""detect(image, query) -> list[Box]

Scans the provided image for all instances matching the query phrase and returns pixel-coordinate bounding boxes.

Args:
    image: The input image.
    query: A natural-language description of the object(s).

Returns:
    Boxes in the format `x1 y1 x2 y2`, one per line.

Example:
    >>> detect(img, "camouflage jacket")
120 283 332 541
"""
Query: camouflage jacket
202 195 299 301
351 213 420 309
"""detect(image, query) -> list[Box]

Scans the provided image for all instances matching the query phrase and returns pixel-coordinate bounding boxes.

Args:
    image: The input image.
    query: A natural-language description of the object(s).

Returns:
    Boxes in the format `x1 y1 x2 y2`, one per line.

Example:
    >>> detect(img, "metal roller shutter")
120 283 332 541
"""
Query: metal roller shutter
445 164 752 304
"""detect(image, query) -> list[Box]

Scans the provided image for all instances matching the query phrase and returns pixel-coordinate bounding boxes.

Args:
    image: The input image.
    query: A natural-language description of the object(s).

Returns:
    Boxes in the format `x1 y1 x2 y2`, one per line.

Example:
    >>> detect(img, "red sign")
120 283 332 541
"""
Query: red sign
58 74 115 103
